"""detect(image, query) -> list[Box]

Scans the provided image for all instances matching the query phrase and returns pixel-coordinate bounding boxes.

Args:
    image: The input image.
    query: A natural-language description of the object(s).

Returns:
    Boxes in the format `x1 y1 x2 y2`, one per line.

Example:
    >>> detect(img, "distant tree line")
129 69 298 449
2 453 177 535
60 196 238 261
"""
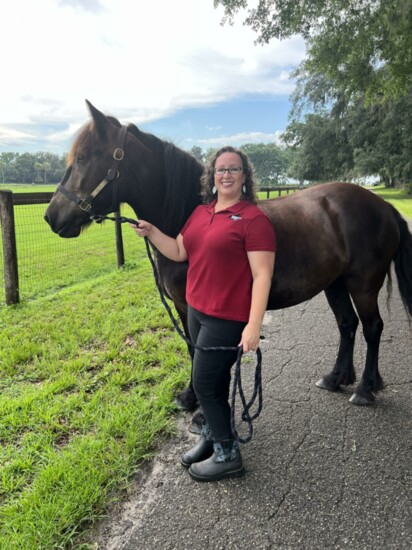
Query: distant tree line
0 152 66 185
189 143 292 185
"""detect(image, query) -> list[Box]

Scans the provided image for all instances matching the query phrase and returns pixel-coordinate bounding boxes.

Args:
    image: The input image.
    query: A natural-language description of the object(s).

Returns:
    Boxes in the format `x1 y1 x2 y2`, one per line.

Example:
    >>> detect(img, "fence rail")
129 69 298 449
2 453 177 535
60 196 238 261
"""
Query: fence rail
258 185 302 198
12 192 55 205
0 190 132 306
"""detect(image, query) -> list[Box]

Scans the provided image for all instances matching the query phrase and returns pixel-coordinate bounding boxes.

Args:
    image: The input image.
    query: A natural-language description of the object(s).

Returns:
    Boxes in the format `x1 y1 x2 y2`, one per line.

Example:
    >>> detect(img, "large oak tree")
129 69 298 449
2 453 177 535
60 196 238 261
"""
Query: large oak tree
214 0 412 100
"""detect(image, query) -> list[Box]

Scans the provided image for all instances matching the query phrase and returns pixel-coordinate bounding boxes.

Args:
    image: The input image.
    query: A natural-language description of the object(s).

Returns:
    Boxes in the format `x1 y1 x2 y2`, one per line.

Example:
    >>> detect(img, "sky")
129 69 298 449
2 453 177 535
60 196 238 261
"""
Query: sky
0 0 306 154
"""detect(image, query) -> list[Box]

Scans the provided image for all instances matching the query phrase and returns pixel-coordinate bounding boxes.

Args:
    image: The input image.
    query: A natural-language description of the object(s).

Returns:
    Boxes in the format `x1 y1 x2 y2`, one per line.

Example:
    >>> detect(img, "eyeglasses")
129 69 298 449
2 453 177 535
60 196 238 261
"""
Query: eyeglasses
214 166 243 175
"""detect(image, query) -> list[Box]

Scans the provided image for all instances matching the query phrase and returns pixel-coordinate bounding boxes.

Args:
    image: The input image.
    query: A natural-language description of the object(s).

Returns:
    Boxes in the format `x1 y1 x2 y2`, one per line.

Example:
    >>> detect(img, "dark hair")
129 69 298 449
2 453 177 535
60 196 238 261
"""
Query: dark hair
200 146 258 204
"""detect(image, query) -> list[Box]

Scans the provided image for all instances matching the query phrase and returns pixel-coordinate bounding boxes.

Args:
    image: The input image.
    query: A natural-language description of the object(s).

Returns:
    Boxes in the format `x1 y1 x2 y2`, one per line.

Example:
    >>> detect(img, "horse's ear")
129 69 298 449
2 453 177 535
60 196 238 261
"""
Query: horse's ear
85 99 111 138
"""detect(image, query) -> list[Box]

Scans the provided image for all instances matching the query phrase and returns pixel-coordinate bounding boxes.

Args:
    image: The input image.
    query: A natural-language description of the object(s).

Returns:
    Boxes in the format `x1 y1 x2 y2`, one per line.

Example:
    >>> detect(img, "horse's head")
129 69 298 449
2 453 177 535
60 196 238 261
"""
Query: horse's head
45 100 133 237
46 100 204 239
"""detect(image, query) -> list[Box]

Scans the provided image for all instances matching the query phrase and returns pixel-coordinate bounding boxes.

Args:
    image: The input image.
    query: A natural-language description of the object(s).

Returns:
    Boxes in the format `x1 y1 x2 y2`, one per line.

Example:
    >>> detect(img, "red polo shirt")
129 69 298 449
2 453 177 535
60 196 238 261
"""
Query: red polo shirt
180 200 276 322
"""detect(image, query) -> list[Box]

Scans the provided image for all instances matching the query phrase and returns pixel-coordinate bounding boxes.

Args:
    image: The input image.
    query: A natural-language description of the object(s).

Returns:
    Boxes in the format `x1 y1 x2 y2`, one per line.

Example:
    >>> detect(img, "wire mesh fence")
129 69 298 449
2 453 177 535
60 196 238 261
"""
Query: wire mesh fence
0 198 144 305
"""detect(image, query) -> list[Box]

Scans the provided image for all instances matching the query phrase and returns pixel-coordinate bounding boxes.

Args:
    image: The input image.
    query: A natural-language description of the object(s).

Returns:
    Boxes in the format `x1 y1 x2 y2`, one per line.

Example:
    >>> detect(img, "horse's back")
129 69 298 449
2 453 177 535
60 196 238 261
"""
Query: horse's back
259 182 400 309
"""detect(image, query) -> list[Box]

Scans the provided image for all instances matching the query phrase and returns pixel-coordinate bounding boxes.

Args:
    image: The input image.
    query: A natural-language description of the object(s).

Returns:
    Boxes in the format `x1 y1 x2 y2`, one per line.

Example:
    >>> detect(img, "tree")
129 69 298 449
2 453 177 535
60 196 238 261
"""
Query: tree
0 152 66 184
15 153 35 184
189 146 204 163
283 115 353 182
348 94 412 186
240 142 289 184
214 0 412 101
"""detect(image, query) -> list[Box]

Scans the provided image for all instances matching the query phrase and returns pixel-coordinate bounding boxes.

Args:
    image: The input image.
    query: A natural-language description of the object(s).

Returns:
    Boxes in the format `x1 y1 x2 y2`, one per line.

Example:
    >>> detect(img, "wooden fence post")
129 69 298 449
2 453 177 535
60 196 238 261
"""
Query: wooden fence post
114 210 125 267
0 191 19 304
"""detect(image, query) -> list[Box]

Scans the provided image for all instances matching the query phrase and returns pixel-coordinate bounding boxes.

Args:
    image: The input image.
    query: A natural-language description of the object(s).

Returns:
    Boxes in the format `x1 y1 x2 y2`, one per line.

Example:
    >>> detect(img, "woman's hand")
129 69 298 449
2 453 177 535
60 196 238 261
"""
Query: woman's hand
130 221 188 262
129 220 153 238
239 322 261 353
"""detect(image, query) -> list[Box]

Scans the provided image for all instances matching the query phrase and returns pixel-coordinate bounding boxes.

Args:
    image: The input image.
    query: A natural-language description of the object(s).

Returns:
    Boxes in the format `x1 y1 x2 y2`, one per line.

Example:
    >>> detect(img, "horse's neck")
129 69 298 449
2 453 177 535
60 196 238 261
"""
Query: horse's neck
125 136 203 237
127 168 201 238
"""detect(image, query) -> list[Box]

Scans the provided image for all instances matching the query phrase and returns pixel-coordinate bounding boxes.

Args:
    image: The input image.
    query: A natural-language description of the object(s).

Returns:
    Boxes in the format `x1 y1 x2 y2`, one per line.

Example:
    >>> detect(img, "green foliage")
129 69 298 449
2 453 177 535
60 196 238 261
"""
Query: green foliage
215 0 412 100
0 152 66 184
284 86 412 187
189 145 204 162
349 93 412 186
215 1 412 184
240 142 289 184
283 114 353 182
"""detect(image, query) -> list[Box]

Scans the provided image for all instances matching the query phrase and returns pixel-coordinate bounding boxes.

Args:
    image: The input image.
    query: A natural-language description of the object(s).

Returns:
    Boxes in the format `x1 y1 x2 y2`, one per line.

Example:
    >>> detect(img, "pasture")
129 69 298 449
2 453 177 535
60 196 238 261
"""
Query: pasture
0 183 410 548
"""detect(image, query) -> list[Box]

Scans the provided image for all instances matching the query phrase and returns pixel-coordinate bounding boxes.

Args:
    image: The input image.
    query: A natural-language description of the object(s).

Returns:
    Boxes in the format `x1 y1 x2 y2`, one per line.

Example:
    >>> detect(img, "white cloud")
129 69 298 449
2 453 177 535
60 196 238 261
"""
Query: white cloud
188 130 285 148
0 0 305 150
0 126 36 145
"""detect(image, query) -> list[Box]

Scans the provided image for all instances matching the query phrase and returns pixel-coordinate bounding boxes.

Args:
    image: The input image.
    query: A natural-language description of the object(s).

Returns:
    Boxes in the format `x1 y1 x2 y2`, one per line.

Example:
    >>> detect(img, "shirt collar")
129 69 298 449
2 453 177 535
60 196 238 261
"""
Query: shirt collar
206 200 249 214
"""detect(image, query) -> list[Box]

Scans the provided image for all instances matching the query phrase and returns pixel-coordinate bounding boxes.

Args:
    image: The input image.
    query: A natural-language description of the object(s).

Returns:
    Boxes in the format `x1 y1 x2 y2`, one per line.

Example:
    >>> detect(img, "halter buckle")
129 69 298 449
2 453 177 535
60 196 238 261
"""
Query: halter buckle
78 199 92 212
113 148 124 161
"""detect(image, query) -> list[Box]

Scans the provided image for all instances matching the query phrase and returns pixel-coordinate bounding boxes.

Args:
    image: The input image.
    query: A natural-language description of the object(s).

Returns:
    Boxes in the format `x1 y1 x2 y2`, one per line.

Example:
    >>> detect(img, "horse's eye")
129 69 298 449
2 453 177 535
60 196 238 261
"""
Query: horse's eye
75 152 85 162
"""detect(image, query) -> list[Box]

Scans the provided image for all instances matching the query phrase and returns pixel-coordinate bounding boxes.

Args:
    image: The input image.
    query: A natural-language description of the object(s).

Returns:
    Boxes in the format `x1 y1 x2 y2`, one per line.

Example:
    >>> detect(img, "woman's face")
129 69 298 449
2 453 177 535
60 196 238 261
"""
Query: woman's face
213 152 246 202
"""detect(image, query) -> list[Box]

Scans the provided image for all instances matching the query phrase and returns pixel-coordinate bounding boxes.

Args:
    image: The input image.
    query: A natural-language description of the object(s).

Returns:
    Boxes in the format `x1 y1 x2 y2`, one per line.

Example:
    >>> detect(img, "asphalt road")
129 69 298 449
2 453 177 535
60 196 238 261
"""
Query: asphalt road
94 280 412 550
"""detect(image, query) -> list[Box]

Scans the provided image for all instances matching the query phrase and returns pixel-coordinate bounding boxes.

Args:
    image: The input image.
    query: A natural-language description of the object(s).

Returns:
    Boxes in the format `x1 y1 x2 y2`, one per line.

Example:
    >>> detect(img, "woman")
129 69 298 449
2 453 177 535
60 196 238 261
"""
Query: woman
131 146 276 482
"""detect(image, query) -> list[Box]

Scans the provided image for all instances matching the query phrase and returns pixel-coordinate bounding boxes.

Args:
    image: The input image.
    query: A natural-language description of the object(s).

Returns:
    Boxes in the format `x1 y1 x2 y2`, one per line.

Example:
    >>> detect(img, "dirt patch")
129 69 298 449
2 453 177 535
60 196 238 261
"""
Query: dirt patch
91 414 193 549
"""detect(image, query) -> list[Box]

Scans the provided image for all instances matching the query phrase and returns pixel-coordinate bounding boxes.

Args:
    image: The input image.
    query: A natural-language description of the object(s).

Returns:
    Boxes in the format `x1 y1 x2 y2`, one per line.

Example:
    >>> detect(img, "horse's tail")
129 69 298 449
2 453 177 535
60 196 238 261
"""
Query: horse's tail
392 207 412 320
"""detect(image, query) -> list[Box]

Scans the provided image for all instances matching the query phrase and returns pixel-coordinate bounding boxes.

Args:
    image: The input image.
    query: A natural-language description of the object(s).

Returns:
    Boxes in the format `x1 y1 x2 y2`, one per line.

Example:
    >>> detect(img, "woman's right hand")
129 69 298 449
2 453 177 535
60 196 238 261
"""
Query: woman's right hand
130 220 153 238
130 221 187 262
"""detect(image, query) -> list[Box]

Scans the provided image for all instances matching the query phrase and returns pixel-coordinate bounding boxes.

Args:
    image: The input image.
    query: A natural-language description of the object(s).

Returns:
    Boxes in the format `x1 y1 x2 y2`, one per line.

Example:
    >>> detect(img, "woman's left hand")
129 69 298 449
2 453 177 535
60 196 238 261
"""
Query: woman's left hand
239 322 261 353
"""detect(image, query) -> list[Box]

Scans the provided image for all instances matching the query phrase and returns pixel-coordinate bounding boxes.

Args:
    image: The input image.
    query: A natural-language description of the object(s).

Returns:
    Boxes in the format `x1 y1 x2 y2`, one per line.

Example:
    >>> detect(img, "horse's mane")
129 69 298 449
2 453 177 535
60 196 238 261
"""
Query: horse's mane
67 116 122 166
127 124 204 234
67 122 93 166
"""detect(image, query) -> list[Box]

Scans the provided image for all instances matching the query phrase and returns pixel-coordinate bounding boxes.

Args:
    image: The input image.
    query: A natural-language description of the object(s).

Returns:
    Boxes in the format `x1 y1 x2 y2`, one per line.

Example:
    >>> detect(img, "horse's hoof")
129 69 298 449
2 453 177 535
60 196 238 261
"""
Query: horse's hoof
174 398 187 410
189 411 205 434
316 378 338 391
174 388 198 411
189 420 202 435
349 392 374 406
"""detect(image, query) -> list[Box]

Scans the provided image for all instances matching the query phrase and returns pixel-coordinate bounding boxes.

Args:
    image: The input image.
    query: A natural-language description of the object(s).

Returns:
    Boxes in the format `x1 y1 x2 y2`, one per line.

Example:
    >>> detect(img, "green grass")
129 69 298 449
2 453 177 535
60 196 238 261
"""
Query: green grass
0 264 190 549
370 185 412 219
0 184 57 193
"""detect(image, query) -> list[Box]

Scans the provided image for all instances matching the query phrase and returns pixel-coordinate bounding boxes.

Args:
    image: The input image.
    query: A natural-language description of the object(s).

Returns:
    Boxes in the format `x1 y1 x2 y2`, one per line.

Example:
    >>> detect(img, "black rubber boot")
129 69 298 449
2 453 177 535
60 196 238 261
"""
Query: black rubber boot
188 439 245 482
181 423 213 468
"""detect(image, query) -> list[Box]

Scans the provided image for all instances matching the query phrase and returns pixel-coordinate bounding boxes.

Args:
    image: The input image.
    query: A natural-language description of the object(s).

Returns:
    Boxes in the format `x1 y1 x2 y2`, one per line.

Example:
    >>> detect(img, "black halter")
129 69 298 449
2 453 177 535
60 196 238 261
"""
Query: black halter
57 124 128 218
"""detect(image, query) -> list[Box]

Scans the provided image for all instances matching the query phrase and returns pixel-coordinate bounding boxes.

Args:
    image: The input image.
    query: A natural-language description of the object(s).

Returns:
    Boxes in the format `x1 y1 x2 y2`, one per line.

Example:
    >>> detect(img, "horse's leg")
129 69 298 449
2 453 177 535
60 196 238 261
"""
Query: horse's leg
347 289 384 405
173 307 199 412
316 278 359 392
173 307 205 434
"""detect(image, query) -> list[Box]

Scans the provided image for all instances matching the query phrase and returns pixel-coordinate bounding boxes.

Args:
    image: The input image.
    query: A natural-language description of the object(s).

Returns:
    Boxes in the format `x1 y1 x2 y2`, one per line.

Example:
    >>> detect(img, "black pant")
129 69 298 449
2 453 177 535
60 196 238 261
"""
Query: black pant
188 306 246 442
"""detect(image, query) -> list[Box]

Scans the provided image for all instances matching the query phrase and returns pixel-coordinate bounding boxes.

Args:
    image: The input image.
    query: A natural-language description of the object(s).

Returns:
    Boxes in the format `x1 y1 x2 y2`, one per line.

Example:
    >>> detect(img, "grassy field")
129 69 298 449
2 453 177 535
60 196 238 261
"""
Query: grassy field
0 182 410 548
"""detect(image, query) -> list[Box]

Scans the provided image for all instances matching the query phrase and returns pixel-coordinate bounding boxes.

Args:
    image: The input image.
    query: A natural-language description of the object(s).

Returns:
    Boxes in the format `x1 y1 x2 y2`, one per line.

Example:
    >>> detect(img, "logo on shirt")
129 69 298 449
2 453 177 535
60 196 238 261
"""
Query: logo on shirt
230 215 242 221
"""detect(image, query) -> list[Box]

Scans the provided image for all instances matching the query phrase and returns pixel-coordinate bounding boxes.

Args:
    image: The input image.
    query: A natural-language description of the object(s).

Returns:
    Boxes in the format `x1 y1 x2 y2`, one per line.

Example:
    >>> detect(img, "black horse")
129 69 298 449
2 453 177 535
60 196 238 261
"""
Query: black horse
45 100 412 409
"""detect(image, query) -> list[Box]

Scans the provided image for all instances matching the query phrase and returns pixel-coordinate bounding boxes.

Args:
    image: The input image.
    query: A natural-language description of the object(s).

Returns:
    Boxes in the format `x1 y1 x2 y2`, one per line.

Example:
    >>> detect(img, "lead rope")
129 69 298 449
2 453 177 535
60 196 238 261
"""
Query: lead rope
92 214 263 443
